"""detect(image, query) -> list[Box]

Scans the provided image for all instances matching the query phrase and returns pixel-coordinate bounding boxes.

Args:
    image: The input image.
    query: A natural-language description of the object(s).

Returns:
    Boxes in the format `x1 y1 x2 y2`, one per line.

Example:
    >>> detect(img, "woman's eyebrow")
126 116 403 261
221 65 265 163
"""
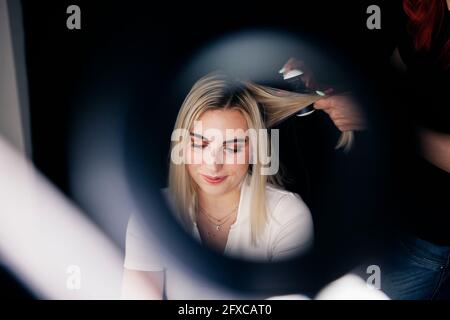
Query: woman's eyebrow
190 132 208 141
190 132 247 144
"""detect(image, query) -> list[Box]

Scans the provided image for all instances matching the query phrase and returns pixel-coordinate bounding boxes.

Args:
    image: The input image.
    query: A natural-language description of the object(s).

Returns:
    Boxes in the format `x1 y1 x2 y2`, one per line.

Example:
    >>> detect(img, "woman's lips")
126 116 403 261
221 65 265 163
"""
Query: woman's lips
201 174 227 184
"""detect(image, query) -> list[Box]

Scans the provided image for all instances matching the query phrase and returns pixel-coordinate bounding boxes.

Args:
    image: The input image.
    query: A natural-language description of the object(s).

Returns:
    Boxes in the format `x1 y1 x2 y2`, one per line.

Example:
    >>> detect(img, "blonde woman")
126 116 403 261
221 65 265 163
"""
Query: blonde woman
122 73 324 299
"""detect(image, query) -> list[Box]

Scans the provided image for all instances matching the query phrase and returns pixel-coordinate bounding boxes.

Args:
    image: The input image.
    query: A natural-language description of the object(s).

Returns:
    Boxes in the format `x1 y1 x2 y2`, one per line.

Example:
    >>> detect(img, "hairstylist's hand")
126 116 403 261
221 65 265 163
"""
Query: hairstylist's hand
280 57 318 89
281 57 367 132
314 94 367 132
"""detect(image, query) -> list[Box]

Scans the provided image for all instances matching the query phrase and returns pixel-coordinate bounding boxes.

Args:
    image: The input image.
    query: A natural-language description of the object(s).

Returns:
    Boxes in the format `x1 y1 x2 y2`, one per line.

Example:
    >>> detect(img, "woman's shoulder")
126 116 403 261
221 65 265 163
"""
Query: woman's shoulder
265 183 311 225
265 183 307 209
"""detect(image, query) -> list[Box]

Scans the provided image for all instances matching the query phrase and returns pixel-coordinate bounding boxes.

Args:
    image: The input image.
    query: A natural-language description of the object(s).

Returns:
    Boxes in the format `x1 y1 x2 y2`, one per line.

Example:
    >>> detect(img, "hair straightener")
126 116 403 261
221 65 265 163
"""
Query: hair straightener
279 68 326 117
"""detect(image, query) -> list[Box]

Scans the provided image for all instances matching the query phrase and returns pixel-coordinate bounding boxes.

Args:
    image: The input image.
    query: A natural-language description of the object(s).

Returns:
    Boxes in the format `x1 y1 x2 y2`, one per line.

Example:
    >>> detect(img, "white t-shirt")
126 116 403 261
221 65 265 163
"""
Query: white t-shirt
124 177 314 298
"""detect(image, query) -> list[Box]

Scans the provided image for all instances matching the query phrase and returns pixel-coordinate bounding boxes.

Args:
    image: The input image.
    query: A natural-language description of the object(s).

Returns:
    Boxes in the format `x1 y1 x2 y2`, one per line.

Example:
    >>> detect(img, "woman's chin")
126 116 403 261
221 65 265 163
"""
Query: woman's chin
198 183 229 196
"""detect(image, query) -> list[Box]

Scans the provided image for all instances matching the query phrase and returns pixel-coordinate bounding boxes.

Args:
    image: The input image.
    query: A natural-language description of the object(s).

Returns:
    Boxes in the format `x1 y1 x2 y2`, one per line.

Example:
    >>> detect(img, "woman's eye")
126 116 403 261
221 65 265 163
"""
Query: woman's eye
225 146 242 153
191 142 206 149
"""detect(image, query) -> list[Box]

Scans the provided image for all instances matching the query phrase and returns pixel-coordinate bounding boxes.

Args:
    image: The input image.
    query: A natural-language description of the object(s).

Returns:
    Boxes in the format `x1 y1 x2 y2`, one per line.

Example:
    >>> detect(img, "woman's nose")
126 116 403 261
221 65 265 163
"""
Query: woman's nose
203 146 224 168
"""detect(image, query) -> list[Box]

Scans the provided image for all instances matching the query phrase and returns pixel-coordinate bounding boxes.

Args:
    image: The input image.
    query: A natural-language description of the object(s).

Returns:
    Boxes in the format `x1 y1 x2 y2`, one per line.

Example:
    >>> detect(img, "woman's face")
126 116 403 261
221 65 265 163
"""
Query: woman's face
186 108 250 197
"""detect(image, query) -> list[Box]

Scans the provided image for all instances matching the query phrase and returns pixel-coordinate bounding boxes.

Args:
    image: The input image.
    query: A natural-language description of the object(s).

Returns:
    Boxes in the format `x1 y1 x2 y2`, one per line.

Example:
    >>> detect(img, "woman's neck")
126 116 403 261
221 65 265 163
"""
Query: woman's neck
197 188 241 220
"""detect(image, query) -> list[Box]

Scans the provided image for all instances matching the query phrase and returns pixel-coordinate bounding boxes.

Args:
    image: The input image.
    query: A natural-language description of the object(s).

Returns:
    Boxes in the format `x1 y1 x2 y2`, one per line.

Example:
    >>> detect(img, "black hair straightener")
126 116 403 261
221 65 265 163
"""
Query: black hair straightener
278 67 326 117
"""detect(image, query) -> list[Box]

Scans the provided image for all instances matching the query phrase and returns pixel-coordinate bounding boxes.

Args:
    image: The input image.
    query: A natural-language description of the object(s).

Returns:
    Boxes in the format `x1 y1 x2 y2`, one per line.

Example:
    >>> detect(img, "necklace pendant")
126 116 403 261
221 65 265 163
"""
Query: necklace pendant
216 225 220 231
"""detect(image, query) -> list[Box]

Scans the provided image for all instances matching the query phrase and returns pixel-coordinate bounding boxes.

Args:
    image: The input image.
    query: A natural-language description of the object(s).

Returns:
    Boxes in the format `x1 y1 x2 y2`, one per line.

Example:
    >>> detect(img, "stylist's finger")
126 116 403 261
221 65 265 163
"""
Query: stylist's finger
280 57 304 74
313 97 334 110
314 94 348 110
300 74 316 88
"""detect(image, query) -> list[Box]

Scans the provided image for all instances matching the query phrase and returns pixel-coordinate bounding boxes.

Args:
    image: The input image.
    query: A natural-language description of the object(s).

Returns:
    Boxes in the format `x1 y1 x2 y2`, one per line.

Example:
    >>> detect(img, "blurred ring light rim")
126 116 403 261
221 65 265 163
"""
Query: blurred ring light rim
121 29 381 296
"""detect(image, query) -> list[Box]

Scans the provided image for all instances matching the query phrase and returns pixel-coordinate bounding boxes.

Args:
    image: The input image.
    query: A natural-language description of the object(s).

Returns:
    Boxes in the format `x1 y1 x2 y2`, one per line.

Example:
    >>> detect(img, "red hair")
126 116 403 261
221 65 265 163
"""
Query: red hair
403 0 450 69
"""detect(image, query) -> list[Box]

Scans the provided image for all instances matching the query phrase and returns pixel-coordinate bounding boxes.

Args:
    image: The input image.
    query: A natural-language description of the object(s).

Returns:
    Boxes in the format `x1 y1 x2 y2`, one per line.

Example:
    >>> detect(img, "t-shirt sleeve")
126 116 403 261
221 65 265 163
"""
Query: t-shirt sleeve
123 213 165 271
270 193 314 261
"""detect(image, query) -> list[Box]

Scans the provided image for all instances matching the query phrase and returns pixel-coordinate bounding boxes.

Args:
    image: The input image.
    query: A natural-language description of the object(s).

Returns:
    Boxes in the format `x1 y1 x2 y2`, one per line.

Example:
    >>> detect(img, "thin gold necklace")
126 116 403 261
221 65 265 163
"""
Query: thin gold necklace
198 204 238 231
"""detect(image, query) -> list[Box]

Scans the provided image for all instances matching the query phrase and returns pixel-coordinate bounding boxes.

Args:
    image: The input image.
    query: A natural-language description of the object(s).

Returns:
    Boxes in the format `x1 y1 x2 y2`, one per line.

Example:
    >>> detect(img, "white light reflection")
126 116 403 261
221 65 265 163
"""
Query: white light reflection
0 137 123 299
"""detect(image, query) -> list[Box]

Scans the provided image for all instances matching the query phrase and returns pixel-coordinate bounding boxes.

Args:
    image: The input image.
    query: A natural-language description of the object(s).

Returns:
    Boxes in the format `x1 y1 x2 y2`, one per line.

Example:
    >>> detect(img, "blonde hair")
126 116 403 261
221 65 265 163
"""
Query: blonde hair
244 82 354 152
169 72 352 244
